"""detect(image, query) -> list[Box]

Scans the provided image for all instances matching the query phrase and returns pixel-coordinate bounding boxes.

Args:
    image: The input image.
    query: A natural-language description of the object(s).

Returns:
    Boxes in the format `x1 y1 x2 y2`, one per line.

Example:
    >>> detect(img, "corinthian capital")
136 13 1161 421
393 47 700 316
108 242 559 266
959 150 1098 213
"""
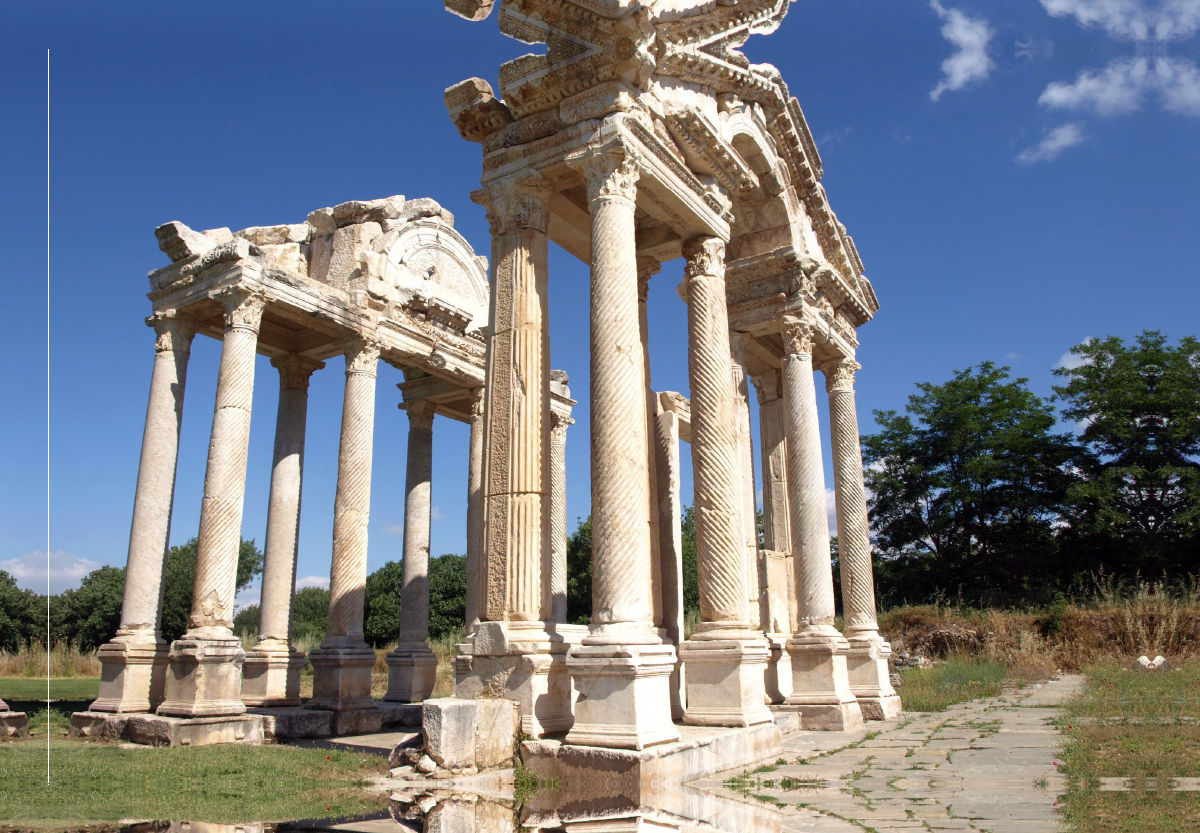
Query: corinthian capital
404 399 437 430
682 235 726 284
781 316 815 357
344 338 382 376
474 174 552 236
575 144 640 203
272 354 325 392
468 386 485 419
217 287 268 333
751 368 782 405
147 312 197 354
637 256 661 303
824 358 861 393
550 408 575 443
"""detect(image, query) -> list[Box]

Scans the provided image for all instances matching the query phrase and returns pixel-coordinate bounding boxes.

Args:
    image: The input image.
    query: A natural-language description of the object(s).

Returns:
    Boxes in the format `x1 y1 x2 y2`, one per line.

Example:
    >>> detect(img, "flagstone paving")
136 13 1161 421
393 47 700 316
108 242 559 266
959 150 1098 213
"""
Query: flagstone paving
694 676 1086 832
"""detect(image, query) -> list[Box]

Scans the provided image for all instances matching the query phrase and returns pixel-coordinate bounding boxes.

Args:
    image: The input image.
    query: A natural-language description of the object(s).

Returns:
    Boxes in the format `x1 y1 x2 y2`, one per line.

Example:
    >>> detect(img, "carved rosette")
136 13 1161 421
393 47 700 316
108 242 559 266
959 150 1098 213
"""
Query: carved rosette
405 399 437 431
824 358 860 394
781 317 815 357
577 144 641 203
476 174 552 236
272 355 324 392
344 338 381 377
682 236 727 284
218 288 268 334
148 313 197 355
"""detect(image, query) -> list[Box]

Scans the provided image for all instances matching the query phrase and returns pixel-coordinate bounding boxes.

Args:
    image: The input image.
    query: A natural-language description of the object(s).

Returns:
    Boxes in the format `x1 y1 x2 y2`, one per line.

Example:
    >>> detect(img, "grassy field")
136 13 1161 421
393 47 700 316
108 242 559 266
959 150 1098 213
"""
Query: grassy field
893 657 1009 712
0 740 387 827
1057 661 1200 832
1 677 100 703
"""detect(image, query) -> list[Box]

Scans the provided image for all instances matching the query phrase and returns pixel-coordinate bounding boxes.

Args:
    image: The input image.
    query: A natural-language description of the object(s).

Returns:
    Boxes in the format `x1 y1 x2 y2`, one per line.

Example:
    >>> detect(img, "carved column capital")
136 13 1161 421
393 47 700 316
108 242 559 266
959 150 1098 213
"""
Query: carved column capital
824 358 861 394
404 399 437 430
475 173 553 236
781 317 816 357
636 256 661 303
216 287 268 334
751 368 782 405
575 143 641 203
468 386 485 418
147 313 197 354
271 354 325 392
344 338 381 376
682 236 726 286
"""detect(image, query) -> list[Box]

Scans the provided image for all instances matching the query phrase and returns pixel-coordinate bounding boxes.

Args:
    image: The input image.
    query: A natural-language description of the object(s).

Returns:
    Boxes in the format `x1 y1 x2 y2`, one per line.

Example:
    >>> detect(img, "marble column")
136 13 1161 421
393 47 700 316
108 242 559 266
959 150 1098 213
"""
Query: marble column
458 173 576 738
309 338 381 727
677 236 772 728
159 288 266 718
242 355 323 707
825 358 901 720
548 396 573 625
653 396 687 720
752 369 795 703
386 399 440 702
729 334 765 632
92 313 195 714
464 386 485 633
565 143 679 750
637 258 664 631
779 318 862 731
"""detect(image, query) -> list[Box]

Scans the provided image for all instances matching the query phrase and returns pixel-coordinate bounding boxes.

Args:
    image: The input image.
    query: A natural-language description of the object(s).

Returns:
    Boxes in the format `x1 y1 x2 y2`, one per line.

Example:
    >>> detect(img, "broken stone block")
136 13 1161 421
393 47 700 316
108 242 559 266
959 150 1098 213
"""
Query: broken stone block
332 195 406 228
327 222 382 290
307 207 337 236
236 224 309 246
259 243 307 276
202 227 234 244
445 0 496 21
423 698 477 770
445 78 513 143
474 698 517 770
416 754 438 774
398 197 454 227
155 222 217 262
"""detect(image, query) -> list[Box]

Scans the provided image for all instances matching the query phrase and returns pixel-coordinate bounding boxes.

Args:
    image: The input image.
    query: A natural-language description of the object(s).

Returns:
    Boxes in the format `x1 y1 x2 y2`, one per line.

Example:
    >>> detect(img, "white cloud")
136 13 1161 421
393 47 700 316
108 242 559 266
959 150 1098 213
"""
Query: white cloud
1040 57 1150 114
1041 0 1200 42
234 581 261 614
1 551 101 595
430 505 446 521
930 1 995 101
296 575 329 590
1017 122 1087 162
1057 337 1095 369
382 523 405 536
1157 55 1200 114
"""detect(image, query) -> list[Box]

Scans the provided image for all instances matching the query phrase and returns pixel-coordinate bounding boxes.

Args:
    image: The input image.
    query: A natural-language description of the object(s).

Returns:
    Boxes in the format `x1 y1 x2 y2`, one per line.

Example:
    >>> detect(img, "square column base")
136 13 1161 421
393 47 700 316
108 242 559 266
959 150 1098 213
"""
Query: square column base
241 644 306 707
678 635 774 727
846 634 903 720
763 633 792 705
308 641 377 713
90 636 170 713
782 630 864 731
384 642 439 703
156 637 247 718
565 640 680 750
454 621 585 738
2 710 30 737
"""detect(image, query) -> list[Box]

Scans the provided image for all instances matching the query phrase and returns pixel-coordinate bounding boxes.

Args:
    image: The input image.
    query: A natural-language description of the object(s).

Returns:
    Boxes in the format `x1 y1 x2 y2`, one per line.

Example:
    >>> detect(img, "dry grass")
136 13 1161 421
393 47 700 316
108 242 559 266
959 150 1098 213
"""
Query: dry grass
0 641 101 678
294 631 461 701
879 577 1200 677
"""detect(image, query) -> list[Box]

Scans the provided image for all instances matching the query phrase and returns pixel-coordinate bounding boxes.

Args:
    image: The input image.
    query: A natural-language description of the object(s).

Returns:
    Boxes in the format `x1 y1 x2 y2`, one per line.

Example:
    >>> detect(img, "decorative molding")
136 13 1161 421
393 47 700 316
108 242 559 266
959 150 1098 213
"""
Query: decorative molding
824 358 861 394
404 398 438 430
474 174 553 235
550 408 575 443
682 236 726 284
217 287 268 333
344 338 382 376
781 316 815 357
575 144 641 203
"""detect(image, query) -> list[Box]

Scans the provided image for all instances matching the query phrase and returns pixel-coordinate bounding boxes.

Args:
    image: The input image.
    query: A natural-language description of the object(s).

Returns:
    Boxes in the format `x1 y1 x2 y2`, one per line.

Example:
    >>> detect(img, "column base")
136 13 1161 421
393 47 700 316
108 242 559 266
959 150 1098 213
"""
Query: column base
89 635 170 713
156 637 247 718
678 632 774 727
846 633 903 720
782 628 864 731
2 709 30 738
308 641 377 713
763 632 793 705
241 641 306 707
454 621 585 737
383 641 439 703
565 638 680 750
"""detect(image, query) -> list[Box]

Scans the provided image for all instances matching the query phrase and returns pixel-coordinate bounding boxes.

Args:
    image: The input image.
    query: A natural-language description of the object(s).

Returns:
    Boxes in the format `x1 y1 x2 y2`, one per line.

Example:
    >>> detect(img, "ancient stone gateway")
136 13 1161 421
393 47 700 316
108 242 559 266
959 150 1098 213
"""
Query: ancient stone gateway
444 0 899 749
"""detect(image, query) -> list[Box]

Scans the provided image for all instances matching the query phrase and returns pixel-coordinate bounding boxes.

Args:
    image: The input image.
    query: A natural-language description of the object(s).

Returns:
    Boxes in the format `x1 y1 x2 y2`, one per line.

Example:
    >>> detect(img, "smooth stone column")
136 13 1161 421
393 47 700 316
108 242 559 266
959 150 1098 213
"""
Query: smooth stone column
548 395 573 625
92 313 195 714
309 339 382 727
159 289 267 718
242 355 323 707
637 258 664 631
826 358 901 720
752 369 794 704
464 387 485 632
677 236 772 728
386 399 440 702
565 144 679 750
653 395 687 720
779 318 862 731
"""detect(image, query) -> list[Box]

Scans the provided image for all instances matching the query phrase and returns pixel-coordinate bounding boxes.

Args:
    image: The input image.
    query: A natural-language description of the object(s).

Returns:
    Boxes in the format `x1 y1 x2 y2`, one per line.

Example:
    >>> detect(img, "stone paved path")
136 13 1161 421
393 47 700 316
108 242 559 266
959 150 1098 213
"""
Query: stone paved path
693 676 1085 833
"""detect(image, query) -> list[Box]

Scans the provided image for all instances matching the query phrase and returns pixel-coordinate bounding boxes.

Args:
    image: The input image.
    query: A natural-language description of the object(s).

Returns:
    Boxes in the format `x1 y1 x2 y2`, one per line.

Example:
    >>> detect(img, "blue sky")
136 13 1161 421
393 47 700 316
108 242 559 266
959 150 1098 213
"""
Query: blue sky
2 1 1197 601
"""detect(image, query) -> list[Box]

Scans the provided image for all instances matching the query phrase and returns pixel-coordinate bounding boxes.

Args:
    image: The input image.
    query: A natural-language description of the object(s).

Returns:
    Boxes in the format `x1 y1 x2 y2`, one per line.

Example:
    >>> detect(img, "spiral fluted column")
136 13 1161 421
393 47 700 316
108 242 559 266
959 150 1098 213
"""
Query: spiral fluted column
242 354 323 707
465 387 485 632
548 406 573 625
638 258 664 629
677 236 772 728
93 313 195 714
730 334 764 631
159 288 266 718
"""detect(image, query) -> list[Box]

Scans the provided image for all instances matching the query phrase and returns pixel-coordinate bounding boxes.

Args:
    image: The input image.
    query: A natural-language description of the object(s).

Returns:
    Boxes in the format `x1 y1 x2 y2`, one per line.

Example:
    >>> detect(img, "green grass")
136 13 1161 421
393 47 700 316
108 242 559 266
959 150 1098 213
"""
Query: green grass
0 677 100 702
894 658 1008 712
1057 661 1200 832
0 740 387 827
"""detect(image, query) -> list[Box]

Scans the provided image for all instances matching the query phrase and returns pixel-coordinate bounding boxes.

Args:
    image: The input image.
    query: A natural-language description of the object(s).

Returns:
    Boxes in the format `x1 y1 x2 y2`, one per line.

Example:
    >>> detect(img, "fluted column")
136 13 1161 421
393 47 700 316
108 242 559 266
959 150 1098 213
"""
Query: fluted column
159 288 266 718
465 387 485 632
309 338 381 721
825 358 901 720
548 406 573 624
730 334 764 631
385 399 440 702
242 354 323 707
92 313 195 714
780 317 862 730
677 236 772 728
653 397 687 720
638 258 664 629
565 143 678 750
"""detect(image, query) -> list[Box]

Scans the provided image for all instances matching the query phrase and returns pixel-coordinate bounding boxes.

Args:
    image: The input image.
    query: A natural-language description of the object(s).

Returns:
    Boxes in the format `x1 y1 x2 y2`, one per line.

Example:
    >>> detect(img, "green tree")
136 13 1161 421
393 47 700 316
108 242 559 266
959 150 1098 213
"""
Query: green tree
0 570 42 651
428 554 467 640
54 566 128 651
363 560 403 647
680 506 699 616
862 362 1073 603
160 538 264 643
292 586 330 639
1053 332 1200 579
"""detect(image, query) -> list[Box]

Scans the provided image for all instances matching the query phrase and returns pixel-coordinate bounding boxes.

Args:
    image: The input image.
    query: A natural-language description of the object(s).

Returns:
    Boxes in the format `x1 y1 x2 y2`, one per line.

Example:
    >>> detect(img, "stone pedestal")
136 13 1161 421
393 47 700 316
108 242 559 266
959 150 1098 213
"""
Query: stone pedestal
763 634 792 705
385 644 440 703
157 638 248 718
308 642 379 732
565 640 680 750
677 636 773 727
1 699 29 738
240 639 306 707
781 629 863 731
91 639 171 714
846 636 903 720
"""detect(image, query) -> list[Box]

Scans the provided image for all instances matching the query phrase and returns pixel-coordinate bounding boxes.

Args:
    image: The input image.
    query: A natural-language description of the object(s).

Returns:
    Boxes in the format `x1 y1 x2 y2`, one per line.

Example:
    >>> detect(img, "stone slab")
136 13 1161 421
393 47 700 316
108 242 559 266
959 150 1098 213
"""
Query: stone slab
250 707 333 741
125 713 263 747
424 699 478 770
70 711 131 740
